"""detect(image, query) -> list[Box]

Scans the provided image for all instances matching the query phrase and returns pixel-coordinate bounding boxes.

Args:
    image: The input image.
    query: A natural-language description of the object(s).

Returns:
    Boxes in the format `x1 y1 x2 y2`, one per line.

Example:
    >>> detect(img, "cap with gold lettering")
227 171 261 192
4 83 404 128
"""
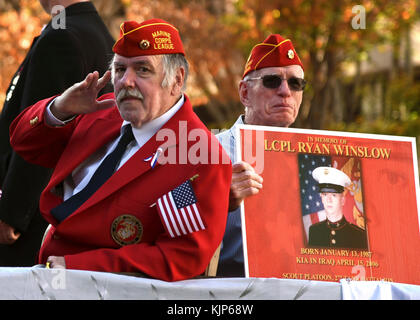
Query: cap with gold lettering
312 166 351 193
112 18 185 57
243 34 304 79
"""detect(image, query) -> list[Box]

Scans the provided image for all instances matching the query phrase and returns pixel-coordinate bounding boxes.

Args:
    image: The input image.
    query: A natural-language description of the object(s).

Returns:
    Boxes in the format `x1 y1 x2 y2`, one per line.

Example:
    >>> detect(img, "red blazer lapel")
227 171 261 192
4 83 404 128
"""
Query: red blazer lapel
47 108 123 198
66 97 194 217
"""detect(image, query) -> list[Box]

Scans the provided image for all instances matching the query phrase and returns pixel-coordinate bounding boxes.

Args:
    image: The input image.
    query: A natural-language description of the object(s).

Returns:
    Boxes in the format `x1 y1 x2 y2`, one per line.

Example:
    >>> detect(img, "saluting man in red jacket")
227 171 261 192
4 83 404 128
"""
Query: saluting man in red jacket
9 18 232 282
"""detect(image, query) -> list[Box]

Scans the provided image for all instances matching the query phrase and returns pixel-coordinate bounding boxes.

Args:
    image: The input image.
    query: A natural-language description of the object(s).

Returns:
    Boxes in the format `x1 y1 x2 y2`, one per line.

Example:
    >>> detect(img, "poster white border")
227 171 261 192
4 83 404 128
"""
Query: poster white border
235 124 420 279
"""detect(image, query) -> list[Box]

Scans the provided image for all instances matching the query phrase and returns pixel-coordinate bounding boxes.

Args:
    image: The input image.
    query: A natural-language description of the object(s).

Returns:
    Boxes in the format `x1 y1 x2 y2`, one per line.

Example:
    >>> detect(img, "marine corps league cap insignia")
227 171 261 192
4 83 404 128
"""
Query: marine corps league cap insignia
113 19 185 57
139 39 150 50
241 34 304 78
111 215 143 246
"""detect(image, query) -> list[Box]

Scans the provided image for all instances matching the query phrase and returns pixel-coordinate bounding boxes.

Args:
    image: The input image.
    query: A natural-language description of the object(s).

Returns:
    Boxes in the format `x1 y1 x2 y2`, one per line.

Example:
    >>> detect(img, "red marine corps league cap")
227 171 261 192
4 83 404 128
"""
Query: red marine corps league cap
243 34 304 79
112 18 185 57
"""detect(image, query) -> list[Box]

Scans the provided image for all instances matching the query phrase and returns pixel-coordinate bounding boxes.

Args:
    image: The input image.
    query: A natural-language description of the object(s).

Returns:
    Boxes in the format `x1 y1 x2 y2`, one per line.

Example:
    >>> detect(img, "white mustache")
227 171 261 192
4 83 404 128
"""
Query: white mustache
116 88 144 103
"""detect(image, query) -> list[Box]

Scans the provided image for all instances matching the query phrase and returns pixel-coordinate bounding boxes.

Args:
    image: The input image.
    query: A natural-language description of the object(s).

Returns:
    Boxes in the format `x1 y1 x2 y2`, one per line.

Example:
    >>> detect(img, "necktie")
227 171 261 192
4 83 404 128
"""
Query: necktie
51 125 135 222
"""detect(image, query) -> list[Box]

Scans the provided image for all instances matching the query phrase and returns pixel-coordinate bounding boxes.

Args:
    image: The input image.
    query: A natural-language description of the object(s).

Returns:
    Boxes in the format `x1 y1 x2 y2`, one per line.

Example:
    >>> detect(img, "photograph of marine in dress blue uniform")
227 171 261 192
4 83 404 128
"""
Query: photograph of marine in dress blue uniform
298 154 368 250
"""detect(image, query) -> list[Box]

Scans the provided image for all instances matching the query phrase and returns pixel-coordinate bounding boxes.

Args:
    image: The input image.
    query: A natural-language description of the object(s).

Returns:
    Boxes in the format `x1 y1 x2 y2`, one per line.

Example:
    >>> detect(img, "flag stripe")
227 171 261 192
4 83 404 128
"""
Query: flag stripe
192 203 205 230
169 192 187 235
186 206 199 232
163 194 181 236
310 212 320 225
180 207 193 233
157 197 175 238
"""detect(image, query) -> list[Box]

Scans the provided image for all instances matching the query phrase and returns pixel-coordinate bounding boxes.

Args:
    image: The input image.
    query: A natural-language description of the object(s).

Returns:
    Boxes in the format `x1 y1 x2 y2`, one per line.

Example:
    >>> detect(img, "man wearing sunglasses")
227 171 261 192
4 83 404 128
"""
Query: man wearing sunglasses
217 34 305 277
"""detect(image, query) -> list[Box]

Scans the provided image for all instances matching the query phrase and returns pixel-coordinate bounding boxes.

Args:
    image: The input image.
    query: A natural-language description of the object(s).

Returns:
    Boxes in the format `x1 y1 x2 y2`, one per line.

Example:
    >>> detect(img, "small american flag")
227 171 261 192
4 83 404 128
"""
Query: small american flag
157 180 205 238
298 153 332 216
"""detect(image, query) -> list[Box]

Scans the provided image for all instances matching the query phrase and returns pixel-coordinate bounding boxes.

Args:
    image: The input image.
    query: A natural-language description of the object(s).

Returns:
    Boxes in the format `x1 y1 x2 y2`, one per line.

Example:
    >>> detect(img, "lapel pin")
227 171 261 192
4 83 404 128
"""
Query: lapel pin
143 147 163 168
150 147 163 168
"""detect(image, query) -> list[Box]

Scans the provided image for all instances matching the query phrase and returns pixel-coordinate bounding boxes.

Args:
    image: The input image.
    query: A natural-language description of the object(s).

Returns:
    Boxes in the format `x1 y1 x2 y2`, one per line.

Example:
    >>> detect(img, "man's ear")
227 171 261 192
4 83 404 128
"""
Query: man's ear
239 80 250 107
171 67 185 96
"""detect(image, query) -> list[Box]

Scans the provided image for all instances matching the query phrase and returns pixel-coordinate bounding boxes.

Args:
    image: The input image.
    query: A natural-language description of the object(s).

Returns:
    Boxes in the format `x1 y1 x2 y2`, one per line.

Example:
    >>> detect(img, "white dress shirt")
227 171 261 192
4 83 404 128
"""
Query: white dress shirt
45 95 184 200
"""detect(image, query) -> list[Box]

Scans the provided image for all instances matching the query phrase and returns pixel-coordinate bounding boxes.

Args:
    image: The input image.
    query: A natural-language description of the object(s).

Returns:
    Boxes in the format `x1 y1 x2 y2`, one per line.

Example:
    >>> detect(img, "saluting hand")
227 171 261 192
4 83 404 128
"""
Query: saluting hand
51 70 115 121
228 161 263 211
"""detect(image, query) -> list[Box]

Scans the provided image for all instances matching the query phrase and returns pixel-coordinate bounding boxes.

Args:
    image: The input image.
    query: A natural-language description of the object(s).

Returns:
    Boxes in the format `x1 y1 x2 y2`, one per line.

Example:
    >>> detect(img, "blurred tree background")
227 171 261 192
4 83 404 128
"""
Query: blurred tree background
1 0 419 158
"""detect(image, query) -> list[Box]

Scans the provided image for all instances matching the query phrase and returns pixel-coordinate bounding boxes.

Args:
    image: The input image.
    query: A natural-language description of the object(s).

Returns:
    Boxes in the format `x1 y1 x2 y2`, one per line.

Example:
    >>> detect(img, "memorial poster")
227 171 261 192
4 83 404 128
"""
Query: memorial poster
238 124 420 285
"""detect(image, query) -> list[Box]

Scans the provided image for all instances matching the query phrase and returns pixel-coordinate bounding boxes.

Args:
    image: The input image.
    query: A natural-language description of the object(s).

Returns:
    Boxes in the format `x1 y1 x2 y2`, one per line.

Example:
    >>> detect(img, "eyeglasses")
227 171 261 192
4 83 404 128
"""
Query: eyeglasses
247 74 307 91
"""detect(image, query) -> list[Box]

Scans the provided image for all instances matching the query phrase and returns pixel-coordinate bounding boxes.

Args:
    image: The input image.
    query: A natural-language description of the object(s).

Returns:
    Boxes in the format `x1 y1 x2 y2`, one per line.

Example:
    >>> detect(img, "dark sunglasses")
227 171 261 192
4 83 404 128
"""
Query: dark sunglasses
247 74 307 91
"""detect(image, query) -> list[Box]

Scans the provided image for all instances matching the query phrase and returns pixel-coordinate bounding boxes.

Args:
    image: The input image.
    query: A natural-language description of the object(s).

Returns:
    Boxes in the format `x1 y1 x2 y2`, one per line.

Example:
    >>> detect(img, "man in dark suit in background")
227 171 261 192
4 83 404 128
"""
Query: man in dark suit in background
0 0 114 266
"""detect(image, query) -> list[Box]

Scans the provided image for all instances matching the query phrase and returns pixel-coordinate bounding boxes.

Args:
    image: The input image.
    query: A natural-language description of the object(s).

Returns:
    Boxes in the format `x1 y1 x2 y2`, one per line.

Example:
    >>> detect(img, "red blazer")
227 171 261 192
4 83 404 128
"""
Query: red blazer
10 93 231 281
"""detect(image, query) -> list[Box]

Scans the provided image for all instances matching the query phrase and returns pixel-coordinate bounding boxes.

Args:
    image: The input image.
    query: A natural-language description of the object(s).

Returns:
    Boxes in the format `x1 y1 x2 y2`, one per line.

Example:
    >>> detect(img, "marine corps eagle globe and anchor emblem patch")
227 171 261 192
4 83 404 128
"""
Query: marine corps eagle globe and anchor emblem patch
111 215 143 246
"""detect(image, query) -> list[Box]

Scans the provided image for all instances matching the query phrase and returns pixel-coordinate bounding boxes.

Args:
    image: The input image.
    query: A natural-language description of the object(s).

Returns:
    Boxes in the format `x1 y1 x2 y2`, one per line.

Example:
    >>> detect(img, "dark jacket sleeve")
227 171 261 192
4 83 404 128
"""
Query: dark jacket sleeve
20 29 86 108
0 28 89 232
